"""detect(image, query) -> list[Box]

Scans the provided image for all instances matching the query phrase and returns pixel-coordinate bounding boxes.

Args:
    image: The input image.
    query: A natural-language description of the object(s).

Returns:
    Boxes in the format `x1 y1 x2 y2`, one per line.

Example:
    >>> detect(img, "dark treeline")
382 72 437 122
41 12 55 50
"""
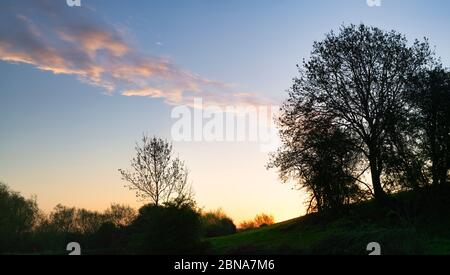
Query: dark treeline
0 136 235 254
269 24 450 213
0 181 241 254
0 136 275 254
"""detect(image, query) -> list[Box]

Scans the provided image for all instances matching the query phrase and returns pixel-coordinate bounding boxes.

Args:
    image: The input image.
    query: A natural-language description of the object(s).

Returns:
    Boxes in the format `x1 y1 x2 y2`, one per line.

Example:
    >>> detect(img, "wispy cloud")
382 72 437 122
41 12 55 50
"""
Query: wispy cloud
0 0 273 107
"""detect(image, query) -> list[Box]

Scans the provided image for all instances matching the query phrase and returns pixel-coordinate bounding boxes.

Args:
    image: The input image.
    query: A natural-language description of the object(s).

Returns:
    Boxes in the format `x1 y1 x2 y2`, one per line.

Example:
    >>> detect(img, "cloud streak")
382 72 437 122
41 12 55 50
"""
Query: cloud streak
0 0 273 107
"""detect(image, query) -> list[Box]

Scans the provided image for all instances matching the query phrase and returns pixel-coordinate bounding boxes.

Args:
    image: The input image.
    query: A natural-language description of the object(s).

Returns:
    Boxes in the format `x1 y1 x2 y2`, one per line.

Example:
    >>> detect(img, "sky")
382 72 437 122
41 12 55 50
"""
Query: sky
1 0 450 223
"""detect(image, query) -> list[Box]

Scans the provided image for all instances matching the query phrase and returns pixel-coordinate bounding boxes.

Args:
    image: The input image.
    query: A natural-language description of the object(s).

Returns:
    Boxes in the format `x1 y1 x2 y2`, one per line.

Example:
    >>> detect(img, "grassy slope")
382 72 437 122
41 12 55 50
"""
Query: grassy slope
208 187 450 255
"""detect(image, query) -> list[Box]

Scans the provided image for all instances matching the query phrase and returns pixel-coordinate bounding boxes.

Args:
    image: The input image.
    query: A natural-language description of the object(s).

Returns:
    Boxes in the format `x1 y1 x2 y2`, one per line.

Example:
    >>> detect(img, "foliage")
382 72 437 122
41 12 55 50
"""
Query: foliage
269 114 367 212
128 203 205 254
104 204 137 227
275 24 433 201
406 68 450 186
239 213 275 231
0 182 39 253
200 209 237 237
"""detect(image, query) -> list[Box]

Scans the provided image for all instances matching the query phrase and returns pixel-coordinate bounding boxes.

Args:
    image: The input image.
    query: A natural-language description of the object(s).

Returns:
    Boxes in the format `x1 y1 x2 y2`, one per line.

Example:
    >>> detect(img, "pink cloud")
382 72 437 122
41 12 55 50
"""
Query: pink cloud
0 0 274 107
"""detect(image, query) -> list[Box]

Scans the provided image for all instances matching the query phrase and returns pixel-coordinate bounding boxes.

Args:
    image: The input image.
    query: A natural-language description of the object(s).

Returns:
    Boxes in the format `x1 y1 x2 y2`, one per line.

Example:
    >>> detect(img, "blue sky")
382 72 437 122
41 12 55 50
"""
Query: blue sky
1 0 450 222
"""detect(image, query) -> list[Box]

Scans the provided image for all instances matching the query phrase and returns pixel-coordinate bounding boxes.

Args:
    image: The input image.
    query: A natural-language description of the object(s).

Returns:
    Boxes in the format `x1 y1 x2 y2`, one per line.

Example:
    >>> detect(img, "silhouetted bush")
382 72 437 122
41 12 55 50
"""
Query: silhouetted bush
239 213 275 231
128 203 205 254
201 209 237 238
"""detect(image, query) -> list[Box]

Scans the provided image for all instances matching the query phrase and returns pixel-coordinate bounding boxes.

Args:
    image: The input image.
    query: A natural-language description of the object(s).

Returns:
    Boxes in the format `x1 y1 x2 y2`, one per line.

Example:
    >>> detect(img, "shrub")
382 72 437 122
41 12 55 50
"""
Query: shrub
239 213 275 231
128 203 204 254
201 209 237 237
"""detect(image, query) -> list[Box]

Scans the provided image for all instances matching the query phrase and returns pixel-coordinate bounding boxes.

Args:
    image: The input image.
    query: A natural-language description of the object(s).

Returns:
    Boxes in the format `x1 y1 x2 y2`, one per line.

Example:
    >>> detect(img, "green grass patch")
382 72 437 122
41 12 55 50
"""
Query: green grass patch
208 187 450 255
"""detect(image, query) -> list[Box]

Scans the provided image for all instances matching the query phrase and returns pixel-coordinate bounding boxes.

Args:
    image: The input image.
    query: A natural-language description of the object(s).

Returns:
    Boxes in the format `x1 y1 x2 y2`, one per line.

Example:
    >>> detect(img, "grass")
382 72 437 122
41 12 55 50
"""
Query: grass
208 186 450 255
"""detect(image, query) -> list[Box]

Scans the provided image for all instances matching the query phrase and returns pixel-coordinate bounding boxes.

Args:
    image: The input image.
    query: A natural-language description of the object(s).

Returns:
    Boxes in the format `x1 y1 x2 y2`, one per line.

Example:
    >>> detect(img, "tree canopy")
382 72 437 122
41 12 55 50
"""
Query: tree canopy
271 24 435 207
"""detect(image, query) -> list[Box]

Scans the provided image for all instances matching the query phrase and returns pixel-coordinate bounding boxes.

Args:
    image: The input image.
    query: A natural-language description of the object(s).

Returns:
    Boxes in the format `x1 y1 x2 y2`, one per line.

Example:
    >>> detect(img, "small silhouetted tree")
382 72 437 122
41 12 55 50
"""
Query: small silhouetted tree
76 209 105 234
283 24 433 201
119 135 194 207
104 204 137 227
48 204 78 234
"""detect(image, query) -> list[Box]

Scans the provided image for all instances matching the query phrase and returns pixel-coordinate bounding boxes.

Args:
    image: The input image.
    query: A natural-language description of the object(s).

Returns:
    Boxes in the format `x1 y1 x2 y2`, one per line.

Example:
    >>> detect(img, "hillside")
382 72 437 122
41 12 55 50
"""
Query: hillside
208 187 450 255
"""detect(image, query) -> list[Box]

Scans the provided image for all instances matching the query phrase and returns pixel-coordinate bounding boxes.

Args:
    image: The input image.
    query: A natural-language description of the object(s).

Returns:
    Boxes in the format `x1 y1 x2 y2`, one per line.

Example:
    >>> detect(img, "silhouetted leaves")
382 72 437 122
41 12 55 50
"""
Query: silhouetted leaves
200 209 237 238
0 182 39 253
407 68 450 186
282 24 433 201
128 204 205 255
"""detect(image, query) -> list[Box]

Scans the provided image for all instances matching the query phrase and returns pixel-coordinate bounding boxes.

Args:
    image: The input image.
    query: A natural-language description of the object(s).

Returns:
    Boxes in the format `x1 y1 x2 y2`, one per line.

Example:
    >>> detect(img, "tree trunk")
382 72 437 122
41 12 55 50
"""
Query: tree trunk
370 161 385 200
368 144 386 202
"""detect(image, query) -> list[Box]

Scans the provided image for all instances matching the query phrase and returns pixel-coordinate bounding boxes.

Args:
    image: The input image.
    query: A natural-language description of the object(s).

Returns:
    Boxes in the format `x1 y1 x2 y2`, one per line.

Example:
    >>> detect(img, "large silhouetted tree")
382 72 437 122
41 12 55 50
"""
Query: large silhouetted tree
119 135 194 206
280 24 433 201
